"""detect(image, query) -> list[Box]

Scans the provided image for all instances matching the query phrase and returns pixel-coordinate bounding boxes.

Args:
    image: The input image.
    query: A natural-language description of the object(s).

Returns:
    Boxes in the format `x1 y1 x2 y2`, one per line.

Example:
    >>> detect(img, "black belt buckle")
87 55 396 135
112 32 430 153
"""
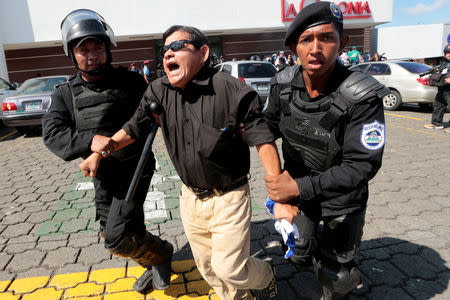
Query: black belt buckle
190 177 248 199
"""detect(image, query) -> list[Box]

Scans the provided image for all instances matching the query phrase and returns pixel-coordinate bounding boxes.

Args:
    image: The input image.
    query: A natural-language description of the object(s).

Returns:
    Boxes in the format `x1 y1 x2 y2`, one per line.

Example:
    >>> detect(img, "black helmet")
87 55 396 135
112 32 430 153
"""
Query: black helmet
61 9 116 72
444 44 450 54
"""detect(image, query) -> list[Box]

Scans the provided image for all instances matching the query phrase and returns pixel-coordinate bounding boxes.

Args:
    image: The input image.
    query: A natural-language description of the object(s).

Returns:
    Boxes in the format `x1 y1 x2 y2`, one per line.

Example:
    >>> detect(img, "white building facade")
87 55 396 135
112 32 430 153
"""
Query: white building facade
0 0 392 82
375 24 450 61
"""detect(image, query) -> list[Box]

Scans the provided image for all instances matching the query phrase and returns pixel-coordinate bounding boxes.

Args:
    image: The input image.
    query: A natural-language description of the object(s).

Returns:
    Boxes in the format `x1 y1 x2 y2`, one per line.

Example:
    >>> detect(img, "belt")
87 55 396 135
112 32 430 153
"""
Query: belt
189 177 248 199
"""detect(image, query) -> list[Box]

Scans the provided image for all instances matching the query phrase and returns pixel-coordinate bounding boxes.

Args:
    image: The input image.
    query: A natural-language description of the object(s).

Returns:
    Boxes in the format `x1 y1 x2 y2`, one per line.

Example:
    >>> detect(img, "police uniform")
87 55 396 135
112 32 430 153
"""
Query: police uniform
263 2 388 298
428 44 450 127
42 9 172 294
42 65 172 260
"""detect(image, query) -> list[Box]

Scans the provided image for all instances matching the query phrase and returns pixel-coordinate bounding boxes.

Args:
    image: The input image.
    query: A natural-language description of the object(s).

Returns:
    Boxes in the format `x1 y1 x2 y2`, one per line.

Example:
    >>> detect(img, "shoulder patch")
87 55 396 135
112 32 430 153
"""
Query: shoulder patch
360 120 385 150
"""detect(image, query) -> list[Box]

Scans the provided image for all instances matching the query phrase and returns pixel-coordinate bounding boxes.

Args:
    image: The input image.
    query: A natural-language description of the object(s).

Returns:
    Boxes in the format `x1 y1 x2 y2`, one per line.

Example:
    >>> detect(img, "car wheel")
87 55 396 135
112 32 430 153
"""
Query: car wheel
382 90 402 111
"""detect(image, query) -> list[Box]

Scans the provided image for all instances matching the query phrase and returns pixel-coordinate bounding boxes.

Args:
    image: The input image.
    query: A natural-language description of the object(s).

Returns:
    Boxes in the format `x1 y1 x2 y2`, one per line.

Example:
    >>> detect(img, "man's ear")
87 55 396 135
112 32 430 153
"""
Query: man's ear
339 35 349 52
289 44 298 57
199 45 210 64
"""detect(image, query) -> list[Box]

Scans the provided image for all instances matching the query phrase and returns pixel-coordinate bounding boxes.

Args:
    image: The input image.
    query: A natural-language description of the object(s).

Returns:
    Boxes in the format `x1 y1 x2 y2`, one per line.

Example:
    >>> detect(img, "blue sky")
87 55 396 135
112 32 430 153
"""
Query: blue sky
378 0 450 27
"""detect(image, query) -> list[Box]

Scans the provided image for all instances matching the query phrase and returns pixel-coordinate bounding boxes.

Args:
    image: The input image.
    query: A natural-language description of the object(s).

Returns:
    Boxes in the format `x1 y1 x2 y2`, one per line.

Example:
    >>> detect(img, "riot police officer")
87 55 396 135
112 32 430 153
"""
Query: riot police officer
262 2 388 299
424 44 450 131
41 9 172 294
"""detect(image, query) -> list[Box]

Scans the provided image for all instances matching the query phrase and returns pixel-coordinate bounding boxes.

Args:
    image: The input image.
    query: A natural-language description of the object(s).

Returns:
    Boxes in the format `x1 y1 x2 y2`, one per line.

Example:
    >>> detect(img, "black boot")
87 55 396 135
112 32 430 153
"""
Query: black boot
133 269 153 293
151 242 173 290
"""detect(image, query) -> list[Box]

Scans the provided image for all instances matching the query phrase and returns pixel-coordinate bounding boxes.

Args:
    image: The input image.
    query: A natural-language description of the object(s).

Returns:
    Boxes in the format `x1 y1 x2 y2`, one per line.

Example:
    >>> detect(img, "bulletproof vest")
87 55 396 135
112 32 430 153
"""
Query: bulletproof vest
69 79 130 136
276 66 389 174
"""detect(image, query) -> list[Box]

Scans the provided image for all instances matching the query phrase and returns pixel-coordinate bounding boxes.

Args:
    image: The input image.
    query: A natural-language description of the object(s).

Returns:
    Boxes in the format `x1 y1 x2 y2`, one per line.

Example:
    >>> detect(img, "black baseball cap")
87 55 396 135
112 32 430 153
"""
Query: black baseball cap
284 1 343 46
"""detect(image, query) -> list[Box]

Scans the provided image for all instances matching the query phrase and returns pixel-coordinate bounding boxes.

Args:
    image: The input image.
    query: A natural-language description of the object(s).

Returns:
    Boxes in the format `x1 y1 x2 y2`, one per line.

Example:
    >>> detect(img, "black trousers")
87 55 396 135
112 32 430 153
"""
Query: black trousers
93 154 154 242
291 206 366 266
431 89 449 126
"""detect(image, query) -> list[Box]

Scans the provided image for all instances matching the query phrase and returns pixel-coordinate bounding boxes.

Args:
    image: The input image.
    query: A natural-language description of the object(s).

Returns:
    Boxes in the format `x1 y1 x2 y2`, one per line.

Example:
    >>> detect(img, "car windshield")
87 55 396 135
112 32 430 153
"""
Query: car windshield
396 62 431 74
15 77 67 95
0 78 14 91
238 63 276 78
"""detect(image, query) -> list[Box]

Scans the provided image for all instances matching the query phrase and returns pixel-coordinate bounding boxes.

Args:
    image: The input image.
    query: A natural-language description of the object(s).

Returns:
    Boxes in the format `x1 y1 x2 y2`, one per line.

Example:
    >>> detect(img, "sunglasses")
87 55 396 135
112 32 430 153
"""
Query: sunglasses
161 40 197 56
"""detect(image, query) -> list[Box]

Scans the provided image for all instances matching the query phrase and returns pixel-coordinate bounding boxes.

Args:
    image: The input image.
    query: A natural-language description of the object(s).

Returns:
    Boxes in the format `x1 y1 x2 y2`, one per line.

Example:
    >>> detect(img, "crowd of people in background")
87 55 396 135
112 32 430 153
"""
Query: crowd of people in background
129 46 388 83
338 46 386 67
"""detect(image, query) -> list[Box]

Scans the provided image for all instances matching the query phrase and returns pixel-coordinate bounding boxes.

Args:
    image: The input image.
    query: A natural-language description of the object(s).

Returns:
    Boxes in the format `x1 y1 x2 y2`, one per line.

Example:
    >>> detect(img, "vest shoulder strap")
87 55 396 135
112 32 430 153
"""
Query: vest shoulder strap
276 65 300 116
320 71 390 131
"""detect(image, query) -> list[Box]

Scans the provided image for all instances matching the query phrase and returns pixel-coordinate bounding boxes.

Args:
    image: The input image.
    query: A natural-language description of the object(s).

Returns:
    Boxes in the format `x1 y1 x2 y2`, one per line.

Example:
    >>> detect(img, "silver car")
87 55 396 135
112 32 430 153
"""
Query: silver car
1 75 69 133
350 61 438 111
215 60 277 102
0 77 18 124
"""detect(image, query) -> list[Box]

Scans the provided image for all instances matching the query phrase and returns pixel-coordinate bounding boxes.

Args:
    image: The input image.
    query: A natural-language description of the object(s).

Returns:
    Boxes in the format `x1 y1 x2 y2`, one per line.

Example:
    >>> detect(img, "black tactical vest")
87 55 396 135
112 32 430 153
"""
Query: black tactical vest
276 66 389 174
69 79 130 136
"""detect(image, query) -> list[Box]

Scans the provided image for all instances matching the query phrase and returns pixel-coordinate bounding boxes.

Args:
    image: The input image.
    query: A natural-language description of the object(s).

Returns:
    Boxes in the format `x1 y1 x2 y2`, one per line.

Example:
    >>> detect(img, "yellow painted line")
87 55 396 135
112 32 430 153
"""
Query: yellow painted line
0 139 29 155
389 124 450 139
0 130 17 141
0 259 215 299
384 112 425 121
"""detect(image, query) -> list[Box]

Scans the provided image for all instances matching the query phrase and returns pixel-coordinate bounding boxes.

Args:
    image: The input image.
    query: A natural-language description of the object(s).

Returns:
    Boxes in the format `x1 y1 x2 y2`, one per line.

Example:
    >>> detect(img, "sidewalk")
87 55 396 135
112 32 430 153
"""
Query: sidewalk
0 109 449 299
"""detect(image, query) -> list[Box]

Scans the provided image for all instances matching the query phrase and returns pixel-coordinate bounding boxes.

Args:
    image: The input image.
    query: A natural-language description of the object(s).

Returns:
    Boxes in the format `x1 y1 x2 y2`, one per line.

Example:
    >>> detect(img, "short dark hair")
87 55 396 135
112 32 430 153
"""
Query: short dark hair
162 25 210 49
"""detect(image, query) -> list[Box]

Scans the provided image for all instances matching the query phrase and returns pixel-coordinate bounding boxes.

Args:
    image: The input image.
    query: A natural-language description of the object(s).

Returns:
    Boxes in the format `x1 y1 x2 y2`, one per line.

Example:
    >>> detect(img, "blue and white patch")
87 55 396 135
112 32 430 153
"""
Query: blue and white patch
262 95 269 112
360 120 385 150
330 3 343 21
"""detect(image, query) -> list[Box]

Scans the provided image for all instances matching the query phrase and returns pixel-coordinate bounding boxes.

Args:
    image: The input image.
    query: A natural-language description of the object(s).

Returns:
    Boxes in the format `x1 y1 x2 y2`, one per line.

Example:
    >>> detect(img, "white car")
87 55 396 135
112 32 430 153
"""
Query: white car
350 61 438 111
215 60 277 102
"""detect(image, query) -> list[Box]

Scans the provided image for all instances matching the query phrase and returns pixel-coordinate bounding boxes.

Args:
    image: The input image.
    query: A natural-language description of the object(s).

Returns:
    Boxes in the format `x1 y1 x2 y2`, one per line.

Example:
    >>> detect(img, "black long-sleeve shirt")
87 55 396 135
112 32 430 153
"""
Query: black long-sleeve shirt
123 66 277 190
263 63 385 216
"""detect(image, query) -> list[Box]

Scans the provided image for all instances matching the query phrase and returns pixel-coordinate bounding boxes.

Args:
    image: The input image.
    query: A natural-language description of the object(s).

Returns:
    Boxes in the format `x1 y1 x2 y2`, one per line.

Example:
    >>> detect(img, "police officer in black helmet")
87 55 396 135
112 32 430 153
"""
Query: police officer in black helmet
42 9 172 294
263 2 389 299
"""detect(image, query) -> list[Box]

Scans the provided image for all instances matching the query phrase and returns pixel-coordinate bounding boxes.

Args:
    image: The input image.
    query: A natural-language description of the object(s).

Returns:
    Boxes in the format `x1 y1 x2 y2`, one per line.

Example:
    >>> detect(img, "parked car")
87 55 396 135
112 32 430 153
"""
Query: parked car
0 77 18 125
215 60 277 102
1 75 69 133
349 61 438 111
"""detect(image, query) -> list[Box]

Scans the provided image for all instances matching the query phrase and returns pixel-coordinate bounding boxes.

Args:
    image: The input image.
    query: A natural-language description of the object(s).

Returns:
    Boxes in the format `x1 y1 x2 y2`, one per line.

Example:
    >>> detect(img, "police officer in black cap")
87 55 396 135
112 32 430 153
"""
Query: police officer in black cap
263 2 389 299
42 9 172 294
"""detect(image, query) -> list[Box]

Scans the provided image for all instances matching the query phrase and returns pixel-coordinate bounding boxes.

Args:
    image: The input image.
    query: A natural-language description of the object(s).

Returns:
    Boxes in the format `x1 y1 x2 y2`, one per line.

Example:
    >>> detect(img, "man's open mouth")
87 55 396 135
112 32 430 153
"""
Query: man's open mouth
167 62 179 72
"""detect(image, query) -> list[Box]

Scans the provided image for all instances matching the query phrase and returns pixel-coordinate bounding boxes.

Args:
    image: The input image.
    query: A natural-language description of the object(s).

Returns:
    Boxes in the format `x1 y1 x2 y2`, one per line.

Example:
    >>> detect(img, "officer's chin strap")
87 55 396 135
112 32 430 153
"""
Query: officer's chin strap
77 63 108 76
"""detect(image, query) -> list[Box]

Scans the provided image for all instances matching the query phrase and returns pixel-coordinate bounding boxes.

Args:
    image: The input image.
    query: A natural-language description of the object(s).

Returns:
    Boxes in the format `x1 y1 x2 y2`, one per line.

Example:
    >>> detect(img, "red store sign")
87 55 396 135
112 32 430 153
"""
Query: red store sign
282 0 372 22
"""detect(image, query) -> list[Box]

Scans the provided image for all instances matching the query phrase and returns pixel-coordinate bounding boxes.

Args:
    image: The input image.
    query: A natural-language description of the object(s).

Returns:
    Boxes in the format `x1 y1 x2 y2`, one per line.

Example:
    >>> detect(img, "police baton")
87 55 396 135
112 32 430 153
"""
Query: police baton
125 101 162 203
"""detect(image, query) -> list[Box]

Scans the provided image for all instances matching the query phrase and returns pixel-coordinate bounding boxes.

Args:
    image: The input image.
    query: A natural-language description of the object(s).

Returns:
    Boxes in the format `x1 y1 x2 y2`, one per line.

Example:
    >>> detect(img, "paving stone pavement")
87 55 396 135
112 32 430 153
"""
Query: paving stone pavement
0 107 449 299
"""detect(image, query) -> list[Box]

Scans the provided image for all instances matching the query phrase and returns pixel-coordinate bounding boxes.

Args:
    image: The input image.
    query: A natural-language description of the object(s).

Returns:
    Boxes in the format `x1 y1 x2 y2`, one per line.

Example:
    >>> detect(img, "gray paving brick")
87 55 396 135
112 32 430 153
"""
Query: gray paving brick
13 186 37 196
14 193 40 204
67 236 99 248
42 247 79 268
404 278 446 299
1 222 34 238
36 240 67 251
26 210 53 224
36 185 59 194
91 259 127 271
3 242 36 254
390 254 440 280
38 192 62 202
289 271 322 300
359 259 407 287
0 253 12 270
8 235 38 244
0 212 29 225
367 286 413 300
55 263 90 275
6 249 45 272
78 243 110 265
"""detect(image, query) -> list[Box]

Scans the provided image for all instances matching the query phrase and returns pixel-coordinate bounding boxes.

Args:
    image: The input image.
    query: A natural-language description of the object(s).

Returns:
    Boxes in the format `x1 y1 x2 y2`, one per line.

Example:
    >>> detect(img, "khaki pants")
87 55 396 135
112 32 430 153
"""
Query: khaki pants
180 183 273 300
